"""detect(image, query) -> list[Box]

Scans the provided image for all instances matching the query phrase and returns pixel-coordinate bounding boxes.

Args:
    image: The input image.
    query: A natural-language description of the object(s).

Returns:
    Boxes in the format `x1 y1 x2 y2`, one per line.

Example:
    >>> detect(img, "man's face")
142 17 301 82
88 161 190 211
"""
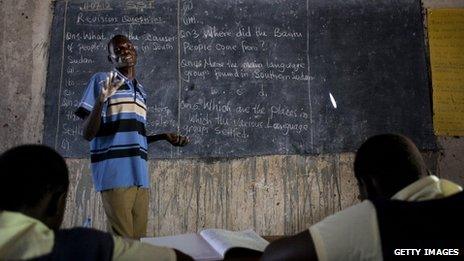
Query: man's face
49 191 67 231
108 37 137 68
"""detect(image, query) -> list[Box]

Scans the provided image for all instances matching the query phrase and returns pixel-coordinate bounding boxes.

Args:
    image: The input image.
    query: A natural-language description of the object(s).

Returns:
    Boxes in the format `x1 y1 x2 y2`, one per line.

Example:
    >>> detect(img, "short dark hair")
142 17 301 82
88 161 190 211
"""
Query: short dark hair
354 134 425 194
107 34 130 53
0 145 69 211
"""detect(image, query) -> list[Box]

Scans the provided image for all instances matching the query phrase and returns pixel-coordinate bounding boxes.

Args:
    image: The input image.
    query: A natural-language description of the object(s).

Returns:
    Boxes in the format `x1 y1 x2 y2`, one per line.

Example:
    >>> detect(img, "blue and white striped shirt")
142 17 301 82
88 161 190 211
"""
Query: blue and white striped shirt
75 69 149 192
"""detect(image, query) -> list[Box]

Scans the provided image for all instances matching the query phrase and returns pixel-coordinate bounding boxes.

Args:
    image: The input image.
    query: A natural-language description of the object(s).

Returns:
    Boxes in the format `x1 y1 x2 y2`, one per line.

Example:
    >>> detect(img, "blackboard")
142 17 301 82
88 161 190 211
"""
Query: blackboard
43 0 436 159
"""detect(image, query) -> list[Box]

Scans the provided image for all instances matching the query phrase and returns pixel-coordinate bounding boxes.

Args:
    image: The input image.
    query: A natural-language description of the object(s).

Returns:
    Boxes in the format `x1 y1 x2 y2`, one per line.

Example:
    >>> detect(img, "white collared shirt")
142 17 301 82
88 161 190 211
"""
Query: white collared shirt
309 175 463 261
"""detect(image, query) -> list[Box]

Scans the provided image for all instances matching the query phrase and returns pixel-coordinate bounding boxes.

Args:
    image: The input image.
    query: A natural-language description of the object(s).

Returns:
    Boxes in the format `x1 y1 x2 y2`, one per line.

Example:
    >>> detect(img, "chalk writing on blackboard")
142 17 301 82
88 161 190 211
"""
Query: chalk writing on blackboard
43 0 436 159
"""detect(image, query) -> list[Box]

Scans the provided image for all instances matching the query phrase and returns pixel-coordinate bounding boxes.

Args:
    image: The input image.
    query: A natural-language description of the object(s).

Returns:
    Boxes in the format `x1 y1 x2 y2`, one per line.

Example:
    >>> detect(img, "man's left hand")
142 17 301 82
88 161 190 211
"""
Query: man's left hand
166 133 189 147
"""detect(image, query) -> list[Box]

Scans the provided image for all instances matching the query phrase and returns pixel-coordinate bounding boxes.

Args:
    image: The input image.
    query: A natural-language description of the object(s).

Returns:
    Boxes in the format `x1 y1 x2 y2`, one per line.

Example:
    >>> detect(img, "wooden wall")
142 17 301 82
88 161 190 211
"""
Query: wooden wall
63 154 359 236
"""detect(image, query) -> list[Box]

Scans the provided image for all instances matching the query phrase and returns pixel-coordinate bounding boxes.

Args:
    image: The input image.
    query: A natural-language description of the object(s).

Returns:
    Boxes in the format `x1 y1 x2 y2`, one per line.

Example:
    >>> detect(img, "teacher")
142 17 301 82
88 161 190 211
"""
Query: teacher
75 34 188 239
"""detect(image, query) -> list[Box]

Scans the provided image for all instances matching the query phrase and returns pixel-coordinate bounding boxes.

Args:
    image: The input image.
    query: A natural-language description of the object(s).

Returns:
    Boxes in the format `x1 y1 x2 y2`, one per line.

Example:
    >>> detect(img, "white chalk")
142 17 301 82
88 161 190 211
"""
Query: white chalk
329 92 337 109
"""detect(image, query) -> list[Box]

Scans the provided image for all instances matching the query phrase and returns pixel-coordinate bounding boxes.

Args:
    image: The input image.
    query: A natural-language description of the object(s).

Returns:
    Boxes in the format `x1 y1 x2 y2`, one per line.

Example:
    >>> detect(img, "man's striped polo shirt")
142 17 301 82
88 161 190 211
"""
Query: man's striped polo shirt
75 69 149 192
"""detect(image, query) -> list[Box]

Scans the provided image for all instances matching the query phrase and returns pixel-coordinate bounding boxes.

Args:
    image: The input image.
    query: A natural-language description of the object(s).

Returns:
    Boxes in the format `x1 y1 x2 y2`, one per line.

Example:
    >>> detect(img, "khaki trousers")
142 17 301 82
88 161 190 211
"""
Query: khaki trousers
101 186 149 239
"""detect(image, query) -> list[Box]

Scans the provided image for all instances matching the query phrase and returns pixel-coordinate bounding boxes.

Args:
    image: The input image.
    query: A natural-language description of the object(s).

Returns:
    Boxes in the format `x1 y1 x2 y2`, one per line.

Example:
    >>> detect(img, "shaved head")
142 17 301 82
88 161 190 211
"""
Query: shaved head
354 134 428 200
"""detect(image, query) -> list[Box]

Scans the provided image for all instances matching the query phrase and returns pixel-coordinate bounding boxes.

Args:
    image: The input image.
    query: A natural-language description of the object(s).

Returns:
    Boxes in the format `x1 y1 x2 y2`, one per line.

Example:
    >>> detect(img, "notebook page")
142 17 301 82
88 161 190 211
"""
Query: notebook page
199 229 269 257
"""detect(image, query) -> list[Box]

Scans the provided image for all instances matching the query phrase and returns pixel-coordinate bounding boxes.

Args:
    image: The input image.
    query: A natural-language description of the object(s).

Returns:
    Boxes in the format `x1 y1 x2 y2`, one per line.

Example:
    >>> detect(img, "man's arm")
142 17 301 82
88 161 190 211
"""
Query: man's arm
81 72 124 141
261 230 318 261
82 100 104 141
147 133 189 146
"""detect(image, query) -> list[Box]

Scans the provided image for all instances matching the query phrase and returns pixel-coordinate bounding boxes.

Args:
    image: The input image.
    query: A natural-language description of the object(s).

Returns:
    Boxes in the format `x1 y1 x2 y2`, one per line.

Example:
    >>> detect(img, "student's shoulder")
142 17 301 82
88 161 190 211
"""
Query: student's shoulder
313 200 375 228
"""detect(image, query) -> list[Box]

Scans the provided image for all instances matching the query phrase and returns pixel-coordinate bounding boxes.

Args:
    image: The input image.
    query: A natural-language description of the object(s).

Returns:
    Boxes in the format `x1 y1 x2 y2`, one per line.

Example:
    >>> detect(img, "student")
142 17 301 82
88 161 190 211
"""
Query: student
0 145 191 260
75 34 188 239
262 134 464 261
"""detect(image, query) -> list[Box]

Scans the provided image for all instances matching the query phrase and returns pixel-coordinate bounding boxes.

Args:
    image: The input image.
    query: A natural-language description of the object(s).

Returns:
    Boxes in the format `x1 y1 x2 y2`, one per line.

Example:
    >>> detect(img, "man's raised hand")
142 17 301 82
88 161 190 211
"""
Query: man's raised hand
99 71 125 103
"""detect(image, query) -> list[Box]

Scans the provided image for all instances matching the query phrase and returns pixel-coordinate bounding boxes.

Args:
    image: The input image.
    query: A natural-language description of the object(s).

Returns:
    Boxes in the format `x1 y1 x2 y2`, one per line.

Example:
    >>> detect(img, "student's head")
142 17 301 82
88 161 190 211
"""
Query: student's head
107 34 137 68
354 134 428 201
0 145 69 230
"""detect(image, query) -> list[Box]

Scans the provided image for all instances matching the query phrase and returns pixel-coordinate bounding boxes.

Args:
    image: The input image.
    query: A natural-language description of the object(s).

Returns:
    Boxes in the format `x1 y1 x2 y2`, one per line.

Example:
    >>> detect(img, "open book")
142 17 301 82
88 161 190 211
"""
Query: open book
141 229 269 261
